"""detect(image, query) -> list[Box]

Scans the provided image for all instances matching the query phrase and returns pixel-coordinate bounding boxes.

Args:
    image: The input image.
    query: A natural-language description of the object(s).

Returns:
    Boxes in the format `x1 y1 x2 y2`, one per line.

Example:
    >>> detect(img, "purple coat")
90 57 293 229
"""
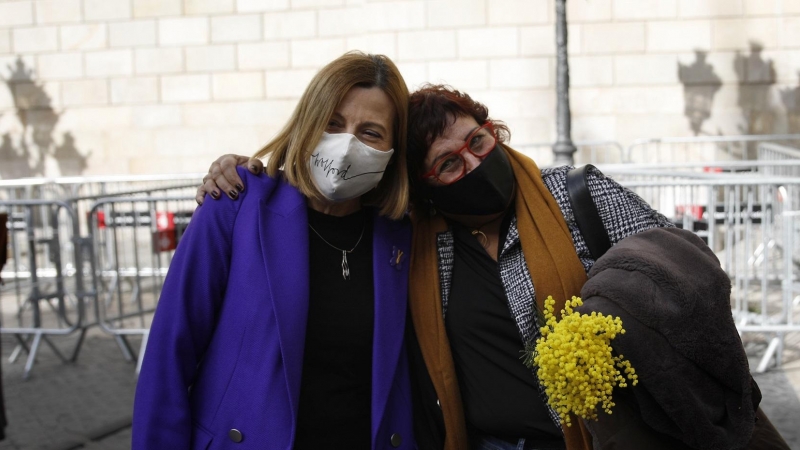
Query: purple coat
132 169 415 449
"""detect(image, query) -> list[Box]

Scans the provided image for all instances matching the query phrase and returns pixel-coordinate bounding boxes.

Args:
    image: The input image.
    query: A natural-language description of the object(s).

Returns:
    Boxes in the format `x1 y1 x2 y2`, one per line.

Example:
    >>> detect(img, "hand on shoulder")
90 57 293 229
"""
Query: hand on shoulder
196 154 264 205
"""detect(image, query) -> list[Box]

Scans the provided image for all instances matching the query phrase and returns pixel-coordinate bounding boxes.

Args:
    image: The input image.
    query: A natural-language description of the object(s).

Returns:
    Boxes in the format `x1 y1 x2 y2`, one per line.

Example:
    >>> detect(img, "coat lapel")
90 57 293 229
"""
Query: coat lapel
257 181 309 424
371 213 411 440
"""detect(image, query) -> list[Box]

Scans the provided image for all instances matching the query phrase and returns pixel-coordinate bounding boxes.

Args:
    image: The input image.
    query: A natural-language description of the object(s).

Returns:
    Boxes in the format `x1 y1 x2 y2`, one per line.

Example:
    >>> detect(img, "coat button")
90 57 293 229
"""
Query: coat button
229 429 243 443
390 433 402 447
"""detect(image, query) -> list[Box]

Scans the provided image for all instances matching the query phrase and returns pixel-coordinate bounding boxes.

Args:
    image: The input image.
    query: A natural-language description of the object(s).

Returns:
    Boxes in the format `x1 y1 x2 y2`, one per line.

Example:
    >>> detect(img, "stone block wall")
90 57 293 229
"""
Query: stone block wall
0 0 799 177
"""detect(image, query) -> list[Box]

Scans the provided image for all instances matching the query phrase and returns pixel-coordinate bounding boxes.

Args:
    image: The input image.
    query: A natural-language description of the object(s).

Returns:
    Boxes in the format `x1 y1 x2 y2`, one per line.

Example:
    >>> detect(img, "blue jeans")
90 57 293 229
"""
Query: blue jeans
472 434 565 450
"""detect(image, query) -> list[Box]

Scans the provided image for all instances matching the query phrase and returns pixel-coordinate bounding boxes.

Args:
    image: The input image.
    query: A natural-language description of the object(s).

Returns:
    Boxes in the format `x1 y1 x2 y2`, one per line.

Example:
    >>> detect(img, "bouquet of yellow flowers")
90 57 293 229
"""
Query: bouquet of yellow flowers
524 295 638 426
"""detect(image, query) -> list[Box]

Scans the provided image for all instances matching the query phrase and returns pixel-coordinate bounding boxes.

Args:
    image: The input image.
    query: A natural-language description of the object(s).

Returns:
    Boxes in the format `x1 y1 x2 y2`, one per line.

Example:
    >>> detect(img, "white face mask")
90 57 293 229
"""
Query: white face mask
309 132 394 202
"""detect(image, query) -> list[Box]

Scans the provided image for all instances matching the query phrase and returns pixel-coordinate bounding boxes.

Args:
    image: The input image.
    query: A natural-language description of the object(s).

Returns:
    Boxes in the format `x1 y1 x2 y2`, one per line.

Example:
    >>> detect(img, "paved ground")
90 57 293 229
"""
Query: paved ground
750 355 800 449
0 331 138 450
0 330 798 450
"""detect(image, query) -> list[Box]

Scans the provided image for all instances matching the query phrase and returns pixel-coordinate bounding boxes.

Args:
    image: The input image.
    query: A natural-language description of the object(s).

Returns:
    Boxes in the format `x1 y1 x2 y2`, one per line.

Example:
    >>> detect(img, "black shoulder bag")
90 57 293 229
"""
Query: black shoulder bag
566 164 612 260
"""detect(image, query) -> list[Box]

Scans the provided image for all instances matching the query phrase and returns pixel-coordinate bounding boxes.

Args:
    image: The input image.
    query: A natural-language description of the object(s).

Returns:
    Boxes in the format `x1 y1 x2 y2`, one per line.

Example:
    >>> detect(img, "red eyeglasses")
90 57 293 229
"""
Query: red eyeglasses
421 122 497 185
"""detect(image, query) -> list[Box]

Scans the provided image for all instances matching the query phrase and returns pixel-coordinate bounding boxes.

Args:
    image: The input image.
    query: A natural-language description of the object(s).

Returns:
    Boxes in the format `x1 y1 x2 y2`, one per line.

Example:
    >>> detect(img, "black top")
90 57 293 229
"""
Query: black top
294 207 374 449
445 216 563 442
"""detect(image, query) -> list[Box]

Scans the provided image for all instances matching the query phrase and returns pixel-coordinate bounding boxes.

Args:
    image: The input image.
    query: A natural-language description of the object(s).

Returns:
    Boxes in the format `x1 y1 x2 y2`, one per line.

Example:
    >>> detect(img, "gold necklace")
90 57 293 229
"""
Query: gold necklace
469 216 499 249
471 229 488 247
308 221 366 280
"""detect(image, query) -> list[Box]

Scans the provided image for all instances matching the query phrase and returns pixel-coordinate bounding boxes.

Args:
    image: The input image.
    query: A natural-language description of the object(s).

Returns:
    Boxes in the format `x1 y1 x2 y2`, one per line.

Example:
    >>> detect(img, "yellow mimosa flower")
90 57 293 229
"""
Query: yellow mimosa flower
525 296 638 426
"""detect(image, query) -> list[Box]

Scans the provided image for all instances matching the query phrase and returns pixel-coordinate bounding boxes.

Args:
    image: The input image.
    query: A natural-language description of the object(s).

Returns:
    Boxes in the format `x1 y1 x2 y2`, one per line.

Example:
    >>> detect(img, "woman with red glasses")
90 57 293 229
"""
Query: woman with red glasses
403 85 666 450
402 85 783 450
195 85 781 450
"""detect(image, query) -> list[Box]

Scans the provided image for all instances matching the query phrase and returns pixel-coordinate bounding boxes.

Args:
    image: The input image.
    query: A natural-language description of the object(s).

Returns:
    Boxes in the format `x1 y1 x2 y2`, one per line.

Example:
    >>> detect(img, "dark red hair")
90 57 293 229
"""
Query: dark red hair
407 84 510 207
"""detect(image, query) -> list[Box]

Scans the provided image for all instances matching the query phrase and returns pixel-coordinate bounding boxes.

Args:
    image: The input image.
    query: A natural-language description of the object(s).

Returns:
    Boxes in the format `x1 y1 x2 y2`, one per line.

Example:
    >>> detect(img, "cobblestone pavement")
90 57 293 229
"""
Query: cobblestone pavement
0 331 798 449
754 367 800 450
0 331 138 450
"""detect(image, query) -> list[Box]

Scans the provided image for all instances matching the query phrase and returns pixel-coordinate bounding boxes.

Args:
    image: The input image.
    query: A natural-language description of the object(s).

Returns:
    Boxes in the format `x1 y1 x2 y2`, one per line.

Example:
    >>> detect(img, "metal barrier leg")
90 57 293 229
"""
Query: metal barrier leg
41 335 68 363
756 336 782 373
8 330 73 378
23 332 43 380
135 332 149 376
9 333 31 363
8 345 22 363
114 335 136 363
69 327 88 362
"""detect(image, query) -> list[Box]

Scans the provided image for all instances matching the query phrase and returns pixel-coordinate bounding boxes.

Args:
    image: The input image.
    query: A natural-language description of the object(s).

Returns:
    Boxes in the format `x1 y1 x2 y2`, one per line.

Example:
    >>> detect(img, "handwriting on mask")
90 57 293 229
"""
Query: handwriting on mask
311 153 385 180
311 152 350 180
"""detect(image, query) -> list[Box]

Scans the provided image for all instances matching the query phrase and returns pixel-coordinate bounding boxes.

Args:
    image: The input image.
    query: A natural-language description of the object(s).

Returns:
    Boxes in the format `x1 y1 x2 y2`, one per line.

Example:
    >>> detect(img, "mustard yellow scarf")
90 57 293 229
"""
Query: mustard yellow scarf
408 146 592 450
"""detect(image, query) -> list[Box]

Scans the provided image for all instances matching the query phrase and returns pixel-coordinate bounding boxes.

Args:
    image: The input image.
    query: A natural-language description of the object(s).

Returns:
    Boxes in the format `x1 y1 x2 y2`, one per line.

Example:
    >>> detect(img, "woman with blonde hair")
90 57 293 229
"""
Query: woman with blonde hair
133 52 416 449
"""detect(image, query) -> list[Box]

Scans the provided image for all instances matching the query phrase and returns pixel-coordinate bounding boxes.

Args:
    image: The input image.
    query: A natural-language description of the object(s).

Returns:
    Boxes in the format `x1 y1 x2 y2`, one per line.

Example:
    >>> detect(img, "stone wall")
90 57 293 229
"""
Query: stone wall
0 0 799 177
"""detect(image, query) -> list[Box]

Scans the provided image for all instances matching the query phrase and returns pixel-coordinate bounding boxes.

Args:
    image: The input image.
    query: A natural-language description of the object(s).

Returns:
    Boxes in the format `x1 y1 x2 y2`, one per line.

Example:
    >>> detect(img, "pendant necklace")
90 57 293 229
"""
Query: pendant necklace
308 220 366 280
470 217 497 249
471 229 488 247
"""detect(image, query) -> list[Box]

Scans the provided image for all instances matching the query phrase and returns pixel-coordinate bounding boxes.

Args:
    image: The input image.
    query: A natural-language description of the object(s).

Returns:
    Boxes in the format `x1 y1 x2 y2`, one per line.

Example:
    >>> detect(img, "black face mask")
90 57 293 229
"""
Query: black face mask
423 145 516 216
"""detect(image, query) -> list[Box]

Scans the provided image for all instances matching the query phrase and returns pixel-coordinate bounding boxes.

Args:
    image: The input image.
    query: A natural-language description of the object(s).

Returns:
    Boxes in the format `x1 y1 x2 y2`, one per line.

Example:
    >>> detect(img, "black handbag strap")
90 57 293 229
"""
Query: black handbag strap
566 164 611 260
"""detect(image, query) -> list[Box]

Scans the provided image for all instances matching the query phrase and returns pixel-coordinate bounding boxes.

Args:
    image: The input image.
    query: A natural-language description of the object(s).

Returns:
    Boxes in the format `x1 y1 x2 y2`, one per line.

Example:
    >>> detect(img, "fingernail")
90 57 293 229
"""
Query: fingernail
196 199 202 206
235 184 244 192
250 165 258 172
210 191 220 199
228 190 238 200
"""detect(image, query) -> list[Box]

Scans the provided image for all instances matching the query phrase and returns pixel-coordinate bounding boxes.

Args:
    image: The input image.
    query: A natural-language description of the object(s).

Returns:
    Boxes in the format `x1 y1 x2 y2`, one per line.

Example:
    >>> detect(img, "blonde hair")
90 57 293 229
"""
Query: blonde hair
255 51 409 220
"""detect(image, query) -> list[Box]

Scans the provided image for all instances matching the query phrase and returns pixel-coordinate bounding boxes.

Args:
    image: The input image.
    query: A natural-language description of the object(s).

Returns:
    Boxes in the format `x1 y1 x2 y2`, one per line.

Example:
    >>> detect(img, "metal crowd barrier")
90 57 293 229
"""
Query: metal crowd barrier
1 175 203 378
3 157 800 376
600 159 800 211
515 141 626 166
602 169 800 372
757 142 800 178
86 196 196 374
516 135 800 166
1 174 204 237
626 134 800 164
0 173 206 201
0 200 89 379
773 211 800 371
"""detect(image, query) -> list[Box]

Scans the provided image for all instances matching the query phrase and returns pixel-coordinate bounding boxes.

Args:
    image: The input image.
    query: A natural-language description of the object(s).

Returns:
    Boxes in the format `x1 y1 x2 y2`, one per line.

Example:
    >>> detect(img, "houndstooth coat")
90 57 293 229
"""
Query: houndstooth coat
433 164 675 429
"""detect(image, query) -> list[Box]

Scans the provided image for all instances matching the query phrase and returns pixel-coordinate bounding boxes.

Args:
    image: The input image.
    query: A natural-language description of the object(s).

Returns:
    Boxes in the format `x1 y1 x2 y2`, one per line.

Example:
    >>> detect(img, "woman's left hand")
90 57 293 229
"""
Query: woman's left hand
196 154 263 205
